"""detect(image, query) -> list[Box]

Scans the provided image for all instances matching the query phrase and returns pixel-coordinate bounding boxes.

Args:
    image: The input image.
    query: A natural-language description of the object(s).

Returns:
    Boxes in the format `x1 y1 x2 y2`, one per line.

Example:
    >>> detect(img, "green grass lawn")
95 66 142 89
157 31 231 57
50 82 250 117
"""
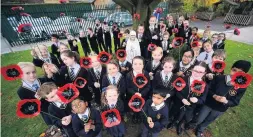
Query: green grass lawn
1 40 253 137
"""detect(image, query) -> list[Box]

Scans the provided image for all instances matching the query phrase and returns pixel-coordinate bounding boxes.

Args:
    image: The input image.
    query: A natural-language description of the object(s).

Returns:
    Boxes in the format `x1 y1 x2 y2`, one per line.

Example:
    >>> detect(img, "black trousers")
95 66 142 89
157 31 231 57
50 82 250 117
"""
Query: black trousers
114 38 120 52
81 43 90 56
97 36 106 52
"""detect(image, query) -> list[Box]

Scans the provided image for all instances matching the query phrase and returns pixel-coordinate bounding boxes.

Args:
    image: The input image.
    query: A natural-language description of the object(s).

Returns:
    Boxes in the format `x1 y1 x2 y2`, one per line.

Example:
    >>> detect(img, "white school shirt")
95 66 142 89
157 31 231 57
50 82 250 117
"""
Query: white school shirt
197 50 214 65
108 72 122 85
151 102 165 111
161 71 172 81
179 61 192 71
69 63 81 76
78 108 90 120
22 79 40 92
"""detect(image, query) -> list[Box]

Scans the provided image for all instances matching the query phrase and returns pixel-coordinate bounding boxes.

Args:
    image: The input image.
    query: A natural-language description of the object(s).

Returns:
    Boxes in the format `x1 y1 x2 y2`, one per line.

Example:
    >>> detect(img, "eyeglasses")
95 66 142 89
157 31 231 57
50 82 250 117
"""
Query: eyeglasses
183 55 192 59
192 70 205 74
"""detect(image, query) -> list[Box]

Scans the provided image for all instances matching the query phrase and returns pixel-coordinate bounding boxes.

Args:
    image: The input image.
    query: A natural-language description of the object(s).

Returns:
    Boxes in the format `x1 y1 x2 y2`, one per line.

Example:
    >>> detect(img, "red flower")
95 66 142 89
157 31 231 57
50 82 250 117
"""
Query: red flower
212 61 226 73
172 37 184 48
103 21 107 25
234 28 240 36
80 57 92 69
156 8 163 14
128 94 145 112
16 99 41 118
172 28 178 34
192 34 200 41
17 23 32 33
133 13 140 20
118 33 123 39
161 24 166 29
97 51 112 64
148 43 157 52
57 83 80 104
133 74 148 89
191 41 199 48
172 77 186 91
231 72 252 89
60 13 65 16
191 80 206 94
116 49 127 60
1 64 23 81
224 24 232 29
74 77 87 88
101 109 121 128
76 18 82 22
20 12 31 17
59 0 67 4
11 6 24 11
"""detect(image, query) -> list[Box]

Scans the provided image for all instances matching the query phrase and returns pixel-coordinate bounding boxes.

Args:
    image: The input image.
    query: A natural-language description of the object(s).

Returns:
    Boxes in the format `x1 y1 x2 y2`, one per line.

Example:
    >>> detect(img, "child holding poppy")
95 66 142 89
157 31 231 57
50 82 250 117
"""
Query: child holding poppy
117 50 132 76
191 41 202 65
79 30 91 56
102 60 126 101
87 52 107 105
17 62 52 125
193 60 251 137
120 29 130 50
187 27 199 48
71 97 103 137
197 40 214 66
37 82 77 137
67 34 79 54
51 34 61 60
100 85 125 137
160 32 172 58
168 62 208 135
141 88 169 137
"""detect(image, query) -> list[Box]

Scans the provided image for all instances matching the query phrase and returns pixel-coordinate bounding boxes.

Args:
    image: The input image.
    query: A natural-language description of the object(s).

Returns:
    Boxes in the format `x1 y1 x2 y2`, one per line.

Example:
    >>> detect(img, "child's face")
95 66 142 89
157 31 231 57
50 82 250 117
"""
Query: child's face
149 17 156 26
163 62 174 72
45 89 60 102
163 35 169 41
104 25 109 31
130 34 136 41
152 51 163 61
59 46 68 53
192 28 197 34
87 29 92 34
107 64 119 77
51 37 58 43
178 17 184 24
218 34 225 41
191 66 206 80
212 55 224 62
132 59 144 73
138 26 144 34
168 16 173 23
152 94 165 106
91 56 101 68
22 66 37 82
182 51 193 65
61 55 75 67
124 33 129 39
203 43 213 53
71 99 88 114
230 68 243 76
211 35 218 43
183 20 189 28
40 49 49 58
105 89 119 105
80 31 85 37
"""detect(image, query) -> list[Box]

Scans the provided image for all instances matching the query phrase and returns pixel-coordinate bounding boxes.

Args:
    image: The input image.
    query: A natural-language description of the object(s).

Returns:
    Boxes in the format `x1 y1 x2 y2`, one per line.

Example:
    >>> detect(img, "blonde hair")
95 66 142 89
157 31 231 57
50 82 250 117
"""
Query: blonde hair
37 82 58 98
101 85 119 107
18 62 35 70
152 46 163 55
33 45 48 58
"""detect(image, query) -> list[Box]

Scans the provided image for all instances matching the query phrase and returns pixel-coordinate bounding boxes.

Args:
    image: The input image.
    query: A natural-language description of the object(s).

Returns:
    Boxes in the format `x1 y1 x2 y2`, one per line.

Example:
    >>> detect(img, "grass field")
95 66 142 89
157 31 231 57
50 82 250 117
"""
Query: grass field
1 40 253 137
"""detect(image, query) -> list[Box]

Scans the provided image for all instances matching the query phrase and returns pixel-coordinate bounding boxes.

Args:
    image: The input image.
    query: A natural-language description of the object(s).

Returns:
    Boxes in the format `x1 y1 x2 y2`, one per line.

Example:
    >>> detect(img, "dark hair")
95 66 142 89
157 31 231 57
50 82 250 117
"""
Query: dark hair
132 56 145 65
71 97 88 109
61 50 80 63
138 24 144 27
124 29 130 34
192 27 198 31
203 39 212 46
88 27 93 31
194 61 207 71
162 56 176 68
212 33 218 37
107 60 119 70
153 88 167 98
183 49 195 58
51 34 59 39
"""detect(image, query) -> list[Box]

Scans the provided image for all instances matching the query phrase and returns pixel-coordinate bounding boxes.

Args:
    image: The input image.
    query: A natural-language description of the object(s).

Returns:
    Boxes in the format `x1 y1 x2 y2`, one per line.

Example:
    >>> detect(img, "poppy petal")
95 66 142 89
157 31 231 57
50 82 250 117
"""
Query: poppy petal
224 24 232 29
118 33 123 39
191 41 199 48
116 49 127 60
80 57 92 69
11 6 24 11
101 109 121 128
172 37 184 48
60 13 65 16
17 23 32 33
74 77 87 88
148 43 157 52
234 28 240 36
20 12 31 17
212 61 226 73
231 72 252 89
59 0 67 3
57 83 80 104
1 64 23 81
133 74 148 89
190 80 206 94
172 77 186 91
128 94 145 112
172 28 178 34
16 99 41 118
97 51 112 64
133 13 140 20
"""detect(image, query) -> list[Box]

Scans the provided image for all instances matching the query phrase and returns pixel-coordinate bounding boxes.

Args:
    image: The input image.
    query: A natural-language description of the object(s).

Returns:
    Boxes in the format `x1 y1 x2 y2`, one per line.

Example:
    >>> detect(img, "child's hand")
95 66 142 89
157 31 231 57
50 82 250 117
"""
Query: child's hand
62 115 72 126
206 73 214 80
147 117 152 123
177 71 185 77
121 67 127 71
218 96 228 104
149 122 154 128
94 82 100 88
190 97 198 103
149 72 153 76
135 92 142 97
34 92 41 100
30 49 37 57
84 122 91 132
182 99 191 106
152 35 158 40
48 64 58 73
169 44 173 48
165 94 170 99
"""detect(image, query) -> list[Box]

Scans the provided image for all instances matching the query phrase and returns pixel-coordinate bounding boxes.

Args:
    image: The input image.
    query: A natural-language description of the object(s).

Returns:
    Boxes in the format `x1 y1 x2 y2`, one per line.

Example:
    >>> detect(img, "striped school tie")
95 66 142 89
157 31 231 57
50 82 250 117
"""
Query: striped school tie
70 68 75 81
165 75 168 82
204 53 208 60
96 70 101 79
32 84 39 91
112 77 116 85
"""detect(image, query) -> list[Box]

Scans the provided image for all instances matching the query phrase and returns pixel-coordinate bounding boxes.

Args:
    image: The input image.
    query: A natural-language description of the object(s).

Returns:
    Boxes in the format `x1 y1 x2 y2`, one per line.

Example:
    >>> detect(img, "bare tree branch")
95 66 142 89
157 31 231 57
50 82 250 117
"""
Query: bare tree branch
112 0 135 13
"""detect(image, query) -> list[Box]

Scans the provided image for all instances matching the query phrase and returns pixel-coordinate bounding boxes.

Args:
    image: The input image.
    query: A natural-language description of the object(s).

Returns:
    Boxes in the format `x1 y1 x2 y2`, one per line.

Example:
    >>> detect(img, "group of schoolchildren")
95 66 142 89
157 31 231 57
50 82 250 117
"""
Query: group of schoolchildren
16 14 251 137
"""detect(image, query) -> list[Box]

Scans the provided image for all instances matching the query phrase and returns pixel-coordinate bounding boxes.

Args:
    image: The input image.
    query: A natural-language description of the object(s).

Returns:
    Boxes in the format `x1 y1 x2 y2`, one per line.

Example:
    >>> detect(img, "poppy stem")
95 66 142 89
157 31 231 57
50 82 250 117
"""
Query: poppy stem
40 111 62 121
141 108 148 118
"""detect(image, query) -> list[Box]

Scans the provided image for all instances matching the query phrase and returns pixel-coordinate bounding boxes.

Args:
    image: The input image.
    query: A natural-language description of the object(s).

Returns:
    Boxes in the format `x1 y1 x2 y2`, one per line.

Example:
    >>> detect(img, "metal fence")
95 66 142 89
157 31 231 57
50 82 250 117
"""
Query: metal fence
1 2 169 47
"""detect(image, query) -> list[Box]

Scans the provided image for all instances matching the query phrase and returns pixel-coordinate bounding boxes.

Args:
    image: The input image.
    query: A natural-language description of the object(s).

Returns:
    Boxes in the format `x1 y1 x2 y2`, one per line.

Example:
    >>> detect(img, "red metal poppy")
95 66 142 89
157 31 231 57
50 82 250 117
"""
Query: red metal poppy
16 99 41 118
60 13 65 16
172 77 186 91
191 41 199 48
190 80 206 94
172 37 184 48
133 13 140 20
212 61 226 73
57 83 80 104
192 34 200 42
59 0 67 4
101 109 121 128
148 43 157 52
172 28 178 34
161 24 166 29
76 18 82 22
231 72 252 89
133 74 148 89
17 23 32 33
116 49 127 60
156 8 163 14
118 33 123 39
20 12 31 17
128 94 145 112
80 57 92 69
224 24 232 29
97 51 112 64
234 28 240 36
74 77 87 88
1 64 23 81
11 6 24 11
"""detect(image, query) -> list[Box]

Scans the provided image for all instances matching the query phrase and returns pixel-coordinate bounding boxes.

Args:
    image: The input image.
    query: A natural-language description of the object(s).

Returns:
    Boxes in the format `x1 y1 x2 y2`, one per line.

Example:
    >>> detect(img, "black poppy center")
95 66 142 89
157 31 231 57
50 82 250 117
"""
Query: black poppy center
131 98 142 109
83 59 90 65
100 55 109 62
174 40 182 46
105 112 117 123
175 81 183 87
21 25 32 33
62 88 75 99
119 52 124 57
235 76 247 85
193 83 202 91
6 68 20 77
20 102 39 115
136 77 145 85
77 79 84 86
215 63 222 69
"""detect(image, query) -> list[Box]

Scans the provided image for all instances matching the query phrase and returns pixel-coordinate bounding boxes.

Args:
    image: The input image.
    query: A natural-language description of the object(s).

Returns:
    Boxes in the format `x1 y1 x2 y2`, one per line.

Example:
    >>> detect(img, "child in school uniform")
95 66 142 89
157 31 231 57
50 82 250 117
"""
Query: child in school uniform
45 50 92 102
95 19 106 52
187 27 199 49
199 30 210 43
197 40 214 66
118 51 132 76
31 44 60 68
193 60 251 137
67 34 79 54
141 88 169 137
173 49 195 77
175 16 185 38
17 62 52 125
87 28 99 54
102 60 126 101
88 53 107 105
51 34 61 60
119 29 130 50
71 97 102 137
166 14 175 36
160 32 172 58
191 41 203 65
137 25 147 58
169 62 208 135
57 43 70 67
79 30 91 56
125 30 141 63
144 16 160 48
103 22 112 53
112 23 121 51
100 85 126 137
210 33 218 46
37 82 77 137
213 33 226 50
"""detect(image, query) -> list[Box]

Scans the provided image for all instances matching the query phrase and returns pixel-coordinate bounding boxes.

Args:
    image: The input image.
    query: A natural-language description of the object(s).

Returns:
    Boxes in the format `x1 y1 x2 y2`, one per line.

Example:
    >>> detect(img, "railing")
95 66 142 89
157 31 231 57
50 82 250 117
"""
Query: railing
224 13 253 25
